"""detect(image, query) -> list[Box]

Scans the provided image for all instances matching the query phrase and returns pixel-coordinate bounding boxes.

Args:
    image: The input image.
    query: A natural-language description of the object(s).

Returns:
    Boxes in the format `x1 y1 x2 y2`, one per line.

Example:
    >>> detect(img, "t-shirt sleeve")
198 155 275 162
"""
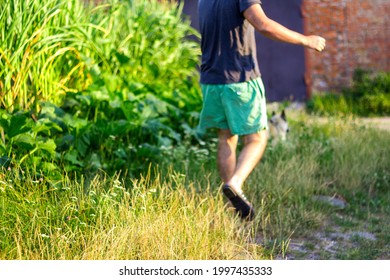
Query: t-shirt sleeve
239 0 262 14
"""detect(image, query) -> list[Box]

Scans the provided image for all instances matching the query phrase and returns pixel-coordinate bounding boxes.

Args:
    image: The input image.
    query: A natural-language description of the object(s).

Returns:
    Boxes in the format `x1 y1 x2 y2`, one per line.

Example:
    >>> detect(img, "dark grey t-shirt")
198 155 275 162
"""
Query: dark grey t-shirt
198 0 262 84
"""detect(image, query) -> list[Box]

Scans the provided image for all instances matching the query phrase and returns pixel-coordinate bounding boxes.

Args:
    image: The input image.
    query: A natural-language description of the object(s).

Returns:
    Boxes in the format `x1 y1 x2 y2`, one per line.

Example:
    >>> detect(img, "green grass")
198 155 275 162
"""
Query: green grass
2 0 388 261
1 112 389 259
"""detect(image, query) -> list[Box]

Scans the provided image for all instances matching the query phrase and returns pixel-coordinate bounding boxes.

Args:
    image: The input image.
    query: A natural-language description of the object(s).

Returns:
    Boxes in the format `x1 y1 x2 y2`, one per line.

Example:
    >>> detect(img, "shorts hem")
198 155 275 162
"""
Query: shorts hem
231 125 268 136
199 125 267 136
197 124 229 133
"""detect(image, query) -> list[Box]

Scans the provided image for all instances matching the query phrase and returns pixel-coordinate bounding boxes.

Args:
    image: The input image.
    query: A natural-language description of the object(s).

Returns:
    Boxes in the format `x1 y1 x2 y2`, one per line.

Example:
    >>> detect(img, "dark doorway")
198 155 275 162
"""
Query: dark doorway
256 0 306 102
180 0 307 101
180 0 199 30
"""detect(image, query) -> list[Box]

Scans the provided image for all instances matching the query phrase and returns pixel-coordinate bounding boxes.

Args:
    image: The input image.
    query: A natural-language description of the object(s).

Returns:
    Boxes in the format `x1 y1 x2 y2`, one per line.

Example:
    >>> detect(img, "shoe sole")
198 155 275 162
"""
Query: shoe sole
222 184 255 220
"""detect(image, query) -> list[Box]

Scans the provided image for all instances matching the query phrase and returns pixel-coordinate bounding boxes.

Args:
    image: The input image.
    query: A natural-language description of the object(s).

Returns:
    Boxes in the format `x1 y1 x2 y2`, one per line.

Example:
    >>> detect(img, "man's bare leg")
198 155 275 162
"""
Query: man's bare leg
217 129 238 183
218 130 268 192
217 129 267 219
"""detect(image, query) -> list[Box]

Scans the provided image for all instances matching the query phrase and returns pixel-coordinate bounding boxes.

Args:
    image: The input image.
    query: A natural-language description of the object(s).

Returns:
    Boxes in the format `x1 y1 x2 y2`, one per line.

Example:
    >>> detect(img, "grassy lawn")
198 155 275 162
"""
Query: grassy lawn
1 0 388 261
1 111 389 260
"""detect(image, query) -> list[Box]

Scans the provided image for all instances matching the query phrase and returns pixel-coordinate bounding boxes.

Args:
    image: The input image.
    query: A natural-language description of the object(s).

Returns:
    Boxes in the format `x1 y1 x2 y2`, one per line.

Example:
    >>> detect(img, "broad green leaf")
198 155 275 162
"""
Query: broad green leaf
13 134 35 150
114 51 131 65
7 114 32 138
41 162 58 172
38 139 57 156
34 118 63 134
63 115 88 130
56 134 74 152
90 90 109 102
76 95 91 106
76 133 91 157
64 150 84 167
0 118 9 131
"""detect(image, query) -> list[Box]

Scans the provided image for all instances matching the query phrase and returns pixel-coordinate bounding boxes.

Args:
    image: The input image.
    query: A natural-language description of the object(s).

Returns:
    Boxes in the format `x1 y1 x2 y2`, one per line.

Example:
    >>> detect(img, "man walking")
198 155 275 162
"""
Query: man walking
198 0 326 220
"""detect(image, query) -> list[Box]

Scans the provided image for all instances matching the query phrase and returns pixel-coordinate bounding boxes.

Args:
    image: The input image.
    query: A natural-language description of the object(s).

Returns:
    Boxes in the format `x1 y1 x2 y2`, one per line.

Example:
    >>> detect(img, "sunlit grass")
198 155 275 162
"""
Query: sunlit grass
0 167 264 260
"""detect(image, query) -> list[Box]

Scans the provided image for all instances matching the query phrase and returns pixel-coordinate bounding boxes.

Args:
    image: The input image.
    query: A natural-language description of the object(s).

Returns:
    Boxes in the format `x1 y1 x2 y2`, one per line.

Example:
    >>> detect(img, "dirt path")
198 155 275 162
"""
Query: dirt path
359 117 390 131
268 102 390 131
306 116 390 131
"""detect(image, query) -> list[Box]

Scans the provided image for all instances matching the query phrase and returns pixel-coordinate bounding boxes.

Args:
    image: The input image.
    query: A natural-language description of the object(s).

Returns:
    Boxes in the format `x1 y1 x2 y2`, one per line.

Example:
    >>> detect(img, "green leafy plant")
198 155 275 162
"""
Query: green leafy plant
307 69 390 116
0 109 59 175
1 0 204 178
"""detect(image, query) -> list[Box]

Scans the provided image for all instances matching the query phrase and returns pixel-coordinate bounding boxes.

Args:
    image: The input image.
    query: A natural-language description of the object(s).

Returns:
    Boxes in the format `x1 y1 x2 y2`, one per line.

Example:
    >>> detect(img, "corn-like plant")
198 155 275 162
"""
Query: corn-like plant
0 0 200 112
0 0 90 111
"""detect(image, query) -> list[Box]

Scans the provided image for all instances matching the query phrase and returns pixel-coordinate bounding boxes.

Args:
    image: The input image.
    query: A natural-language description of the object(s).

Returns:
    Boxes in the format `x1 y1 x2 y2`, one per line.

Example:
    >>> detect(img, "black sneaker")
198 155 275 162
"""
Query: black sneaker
222 184 255 221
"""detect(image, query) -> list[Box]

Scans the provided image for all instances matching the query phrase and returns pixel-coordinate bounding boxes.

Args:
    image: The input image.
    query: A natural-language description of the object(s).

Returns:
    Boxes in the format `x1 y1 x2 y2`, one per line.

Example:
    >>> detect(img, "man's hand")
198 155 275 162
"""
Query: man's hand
304 35 326 52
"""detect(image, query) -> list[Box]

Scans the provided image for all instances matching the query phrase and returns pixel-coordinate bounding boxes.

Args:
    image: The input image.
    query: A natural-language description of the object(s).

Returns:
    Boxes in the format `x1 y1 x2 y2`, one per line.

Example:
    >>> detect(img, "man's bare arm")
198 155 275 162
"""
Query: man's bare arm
243 4 326 52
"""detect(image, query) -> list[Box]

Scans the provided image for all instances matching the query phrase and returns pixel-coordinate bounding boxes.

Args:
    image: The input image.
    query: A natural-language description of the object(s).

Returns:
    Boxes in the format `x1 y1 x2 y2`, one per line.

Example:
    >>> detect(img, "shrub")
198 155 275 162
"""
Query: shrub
0 0 203 178
307 69 390 116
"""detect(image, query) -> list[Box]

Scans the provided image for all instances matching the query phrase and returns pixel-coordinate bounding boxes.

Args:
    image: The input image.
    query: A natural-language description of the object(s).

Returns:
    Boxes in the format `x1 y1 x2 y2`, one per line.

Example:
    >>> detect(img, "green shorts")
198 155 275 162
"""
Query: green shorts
198 77 268 135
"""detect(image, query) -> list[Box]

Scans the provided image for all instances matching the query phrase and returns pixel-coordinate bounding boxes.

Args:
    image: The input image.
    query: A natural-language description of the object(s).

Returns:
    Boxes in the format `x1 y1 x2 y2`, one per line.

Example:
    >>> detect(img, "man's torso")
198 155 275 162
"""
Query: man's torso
198 0 262 84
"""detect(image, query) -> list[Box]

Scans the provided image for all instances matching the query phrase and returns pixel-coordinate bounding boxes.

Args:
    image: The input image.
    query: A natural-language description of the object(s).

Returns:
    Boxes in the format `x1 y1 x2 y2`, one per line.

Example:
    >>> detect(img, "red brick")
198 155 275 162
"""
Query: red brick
303 0 390 93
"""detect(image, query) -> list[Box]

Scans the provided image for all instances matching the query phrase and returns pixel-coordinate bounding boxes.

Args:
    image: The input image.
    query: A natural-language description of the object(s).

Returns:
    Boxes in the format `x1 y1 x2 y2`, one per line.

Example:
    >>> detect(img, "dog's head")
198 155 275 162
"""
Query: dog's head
268 110 289 142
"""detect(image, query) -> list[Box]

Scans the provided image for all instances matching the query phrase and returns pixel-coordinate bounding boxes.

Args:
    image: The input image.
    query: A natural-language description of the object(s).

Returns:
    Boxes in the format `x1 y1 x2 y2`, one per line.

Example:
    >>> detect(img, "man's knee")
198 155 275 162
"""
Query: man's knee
218 129 233 138
218 129 237 144
243 130 268 145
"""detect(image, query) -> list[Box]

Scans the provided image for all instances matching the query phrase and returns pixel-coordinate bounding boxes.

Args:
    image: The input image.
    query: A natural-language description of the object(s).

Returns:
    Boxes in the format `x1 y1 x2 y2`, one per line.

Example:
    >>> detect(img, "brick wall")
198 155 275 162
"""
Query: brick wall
303 0 390 94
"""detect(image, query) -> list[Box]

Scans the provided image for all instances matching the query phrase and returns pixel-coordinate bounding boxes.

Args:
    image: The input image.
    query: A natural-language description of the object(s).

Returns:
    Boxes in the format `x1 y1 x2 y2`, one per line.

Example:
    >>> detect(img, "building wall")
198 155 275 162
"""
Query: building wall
303 0 390 94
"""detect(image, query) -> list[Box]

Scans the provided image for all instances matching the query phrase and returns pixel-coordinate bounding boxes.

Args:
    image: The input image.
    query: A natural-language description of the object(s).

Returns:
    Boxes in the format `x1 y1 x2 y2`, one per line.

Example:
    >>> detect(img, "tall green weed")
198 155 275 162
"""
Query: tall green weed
0 0 88 111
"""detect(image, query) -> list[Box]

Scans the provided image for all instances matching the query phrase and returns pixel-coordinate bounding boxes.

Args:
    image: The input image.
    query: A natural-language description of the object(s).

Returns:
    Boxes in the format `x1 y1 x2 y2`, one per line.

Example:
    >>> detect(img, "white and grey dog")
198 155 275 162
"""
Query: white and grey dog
268 110 289 143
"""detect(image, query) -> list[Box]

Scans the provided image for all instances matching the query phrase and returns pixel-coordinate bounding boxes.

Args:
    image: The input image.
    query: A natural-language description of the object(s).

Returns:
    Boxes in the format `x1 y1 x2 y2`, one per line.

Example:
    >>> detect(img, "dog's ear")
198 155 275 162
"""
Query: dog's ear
281 110 286 121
